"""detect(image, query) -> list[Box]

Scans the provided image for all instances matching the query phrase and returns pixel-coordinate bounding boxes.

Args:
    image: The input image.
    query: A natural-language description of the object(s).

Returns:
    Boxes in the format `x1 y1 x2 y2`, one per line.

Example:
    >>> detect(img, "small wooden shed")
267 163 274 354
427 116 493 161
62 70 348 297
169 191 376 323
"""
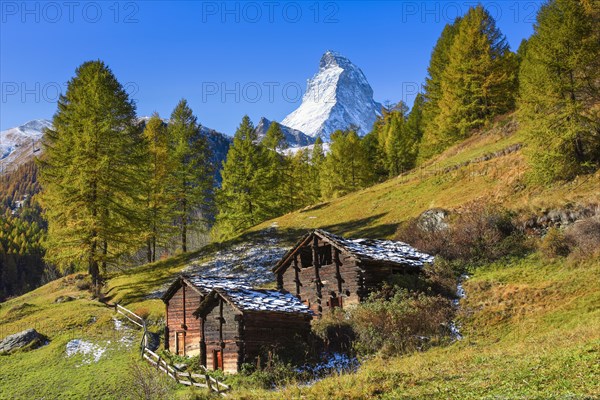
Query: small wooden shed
193 288 313 373
161 275 251 356
272 229 434 315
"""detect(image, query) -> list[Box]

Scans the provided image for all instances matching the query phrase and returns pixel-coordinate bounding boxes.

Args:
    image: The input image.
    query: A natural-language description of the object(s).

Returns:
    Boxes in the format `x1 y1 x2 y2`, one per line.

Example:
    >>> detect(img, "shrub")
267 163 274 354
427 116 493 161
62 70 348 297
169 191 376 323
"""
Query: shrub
539 227 573 258
75 278 92 291
350 289 453 356
383 259 459 299
311 308 355 353
134 307 150 320
397 202 529 266
233 355 299 389
122 360 175 400
565 216 600 259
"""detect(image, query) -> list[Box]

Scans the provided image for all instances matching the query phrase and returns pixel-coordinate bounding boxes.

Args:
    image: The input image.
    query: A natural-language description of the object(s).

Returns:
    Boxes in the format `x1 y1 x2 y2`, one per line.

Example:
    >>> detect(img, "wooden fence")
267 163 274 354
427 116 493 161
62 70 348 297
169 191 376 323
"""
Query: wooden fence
142 347 230 395
108 302 230 396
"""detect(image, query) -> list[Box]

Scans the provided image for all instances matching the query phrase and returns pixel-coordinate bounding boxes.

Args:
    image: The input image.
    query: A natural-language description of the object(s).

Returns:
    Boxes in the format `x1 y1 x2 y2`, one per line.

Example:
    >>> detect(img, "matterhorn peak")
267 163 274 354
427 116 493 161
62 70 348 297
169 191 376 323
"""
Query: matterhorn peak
319 50 352 69
281 51 382 141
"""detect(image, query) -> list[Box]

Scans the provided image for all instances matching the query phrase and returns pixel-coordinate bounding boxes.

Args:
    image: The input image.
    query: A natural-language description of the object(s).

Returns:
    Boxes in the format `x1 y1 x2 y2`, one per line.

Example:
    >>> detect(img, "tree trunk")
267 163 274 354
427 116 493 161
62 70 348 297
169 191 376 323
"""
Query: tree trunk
147 239 152 264
182 198 187 253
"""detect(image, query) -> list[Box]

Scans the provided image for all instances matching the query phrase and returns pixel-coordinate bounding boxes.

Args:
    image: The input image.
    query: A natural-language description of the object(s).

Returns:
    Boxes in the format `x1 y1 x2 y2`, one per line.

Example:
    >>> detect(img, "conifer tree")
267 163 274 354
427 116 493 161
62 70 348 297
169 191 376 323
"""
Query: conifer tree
141 113 174 262
383 102 409 176
419 17 462 160
39 60 143 286
320 128 371 198
404 93 426 167
168 100 214 252
216 116 271 237
263 122 288 214
309 137 325 202
518 0 600 182
435 5 517 142
361 130 387 183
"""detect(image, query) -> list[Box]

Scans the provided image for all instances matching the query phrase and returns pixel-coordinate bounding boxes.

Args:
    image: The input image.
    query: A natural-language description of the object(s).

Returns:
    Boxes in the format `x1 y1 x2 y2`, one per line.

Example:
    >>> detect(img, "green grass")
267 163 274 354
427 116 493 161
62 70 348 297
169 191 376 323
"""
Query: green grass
1 114 599 399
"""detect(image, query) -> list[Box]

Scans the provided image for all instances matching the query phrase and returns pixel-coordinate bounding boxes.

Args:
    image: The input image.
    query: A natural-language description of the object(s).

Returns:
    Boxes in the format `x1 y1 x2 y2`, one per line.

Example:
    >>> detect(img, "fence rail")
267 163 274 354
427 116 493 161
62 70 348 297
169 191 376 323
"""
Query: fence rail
142 348 230 395
107 301 230 396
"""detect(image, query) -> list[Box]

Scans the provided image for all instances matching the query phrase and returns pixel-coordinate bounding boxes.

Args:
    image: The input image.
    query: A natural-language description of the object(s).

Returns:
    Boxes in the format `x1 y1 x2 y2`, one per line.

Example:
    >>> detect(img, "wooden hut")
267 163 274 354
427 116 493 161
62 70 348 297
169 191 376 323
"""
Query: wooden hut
193 288 312 373
272 229 434 315
161 275 251 356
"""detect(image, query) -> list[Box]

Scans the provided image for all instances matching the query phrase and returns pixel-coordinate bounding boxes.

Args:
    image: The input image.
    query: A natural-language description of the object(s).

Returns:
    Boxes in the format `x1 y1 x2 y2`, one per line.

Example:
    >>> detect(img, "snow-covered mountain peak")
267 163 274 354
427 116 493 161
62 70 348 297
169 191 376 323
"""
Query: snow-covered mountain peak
8 119 52 137
281 51 382 141
1 120 51 171
319 50 352 70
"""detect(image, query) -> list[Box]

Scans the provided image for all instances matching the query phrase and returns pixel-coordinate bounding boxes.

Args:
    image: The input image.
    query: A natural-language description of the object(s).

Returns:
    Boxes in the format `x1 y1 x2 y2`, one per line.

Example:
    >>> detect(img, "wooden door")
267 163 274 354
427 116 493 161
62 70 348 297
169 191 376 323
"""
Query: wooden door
212 349 223 370
176 332 185 356
329 295 342 310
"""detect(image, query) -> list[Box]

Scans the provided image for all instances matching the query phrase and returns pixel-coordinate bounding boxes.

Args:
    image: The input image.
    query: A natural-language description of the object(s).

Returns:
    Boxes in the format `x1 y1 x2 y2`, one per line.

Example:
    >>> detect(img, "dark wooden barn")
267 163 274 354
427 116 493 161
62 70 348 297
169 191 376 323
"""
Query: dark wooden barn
161 275 251 356
193 288 312 373
272 229 434 315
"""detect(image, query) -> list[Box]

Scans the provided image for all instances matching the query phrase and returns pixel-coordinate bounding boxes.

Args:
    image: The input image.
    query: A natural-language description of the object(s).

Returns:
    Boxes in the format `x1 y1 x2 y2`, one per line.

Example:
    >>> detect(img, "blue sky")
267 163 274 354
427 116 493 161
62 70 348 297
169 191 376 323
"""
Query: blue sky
0 1 542 133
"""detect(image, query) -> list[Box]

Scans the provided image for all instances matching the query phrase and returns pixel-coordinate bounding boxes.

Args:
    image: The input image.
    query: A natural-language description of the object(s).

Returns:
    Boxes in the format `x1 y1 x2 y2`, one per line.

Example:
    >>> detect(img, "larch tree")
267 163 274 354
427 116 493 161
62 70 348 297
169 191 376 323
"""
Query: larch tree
39 60 143 287
263 122 288 214
141 113 174 262
320 128 371 198
435 5 518 143
215 116 271 237
168 100 214 253
518 0 600 182
419 17 462 160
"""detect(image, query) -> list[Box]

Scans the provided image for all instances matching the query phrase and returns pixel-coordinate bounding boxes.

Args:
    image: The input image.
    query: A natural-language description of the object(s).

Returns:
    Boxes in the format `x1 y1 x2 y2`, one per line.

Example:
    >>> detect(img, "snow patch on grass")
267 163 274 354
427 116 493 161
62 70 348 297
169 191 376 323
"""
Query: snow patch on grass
113 317 136 347
65 339 109 366
296 352 360 383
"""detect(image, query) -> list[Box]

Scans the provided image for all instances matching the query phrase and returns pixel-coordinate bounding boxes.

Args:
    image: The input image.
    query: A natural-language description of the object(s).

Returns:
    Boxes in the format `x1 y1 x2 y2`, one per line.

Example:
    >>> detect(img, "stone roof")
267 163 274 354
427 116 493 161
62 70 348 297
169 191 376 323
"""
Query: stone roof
273 229 434 272
182 275 252 292
219 288 312 314
321 230 434 267
161 275 252 301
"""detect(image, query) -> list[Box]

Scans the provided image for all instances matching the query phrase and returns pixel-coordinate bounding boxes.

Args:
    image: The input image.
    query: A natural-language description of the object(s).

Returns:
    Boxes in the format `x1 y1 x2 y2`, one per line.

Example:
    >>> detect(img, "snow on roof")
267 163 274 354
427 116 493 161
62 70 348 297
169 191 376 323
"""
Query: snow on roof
220 288 312 315
318 230 434 268
183 275 253 293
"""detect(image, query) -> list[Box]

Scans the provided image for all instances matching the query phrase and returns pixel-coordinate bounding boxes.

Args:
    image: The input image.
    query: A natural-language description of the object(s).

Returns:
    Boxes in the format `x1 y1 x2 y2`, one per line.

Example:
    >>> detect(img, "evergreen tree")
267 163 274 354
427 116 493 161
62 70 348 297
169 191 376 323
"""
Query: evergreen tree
518 0 600 182
435 5 517 143
420 17 462 160
320 128 371 198
168 100 214 253
141 113 174 262
38 60 143 286
216 116 271 237
309 137 325 202
383 102 410 176
361 130 387 183
263 122 288 214
404 93 426 167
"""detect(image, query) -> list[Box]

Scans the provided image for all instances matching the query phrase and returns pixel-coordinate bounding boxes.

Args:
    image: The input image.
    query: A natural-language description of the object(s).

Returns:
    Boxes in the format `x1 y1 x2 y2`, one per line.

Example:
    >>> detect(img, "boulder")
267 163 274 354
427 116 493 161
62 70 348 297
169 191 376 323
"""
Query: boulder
0 329 46 354
417 208 450 232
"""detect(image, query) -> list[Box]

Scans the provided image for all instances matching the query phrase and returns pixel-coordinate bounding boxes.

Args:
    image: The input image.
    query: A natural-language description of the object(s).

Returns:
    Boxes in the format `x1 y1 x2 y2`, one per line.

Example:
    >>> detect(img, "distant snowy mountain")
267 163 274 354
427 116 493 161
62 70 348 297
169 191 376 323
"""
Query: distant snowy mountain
0 118 232 179
254 117 315 148
0 120 51 172
281 51 382 141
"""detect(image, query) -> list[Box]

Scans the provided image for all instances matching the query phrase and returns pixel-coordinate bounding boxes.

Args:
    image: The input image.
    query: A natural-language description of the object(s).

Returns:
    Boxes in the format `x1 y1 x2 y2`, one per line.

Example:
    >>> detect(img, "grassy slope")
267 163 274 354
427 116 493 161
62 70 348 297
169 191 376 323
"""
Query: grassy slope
1 115 599 399
253 115 599 240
